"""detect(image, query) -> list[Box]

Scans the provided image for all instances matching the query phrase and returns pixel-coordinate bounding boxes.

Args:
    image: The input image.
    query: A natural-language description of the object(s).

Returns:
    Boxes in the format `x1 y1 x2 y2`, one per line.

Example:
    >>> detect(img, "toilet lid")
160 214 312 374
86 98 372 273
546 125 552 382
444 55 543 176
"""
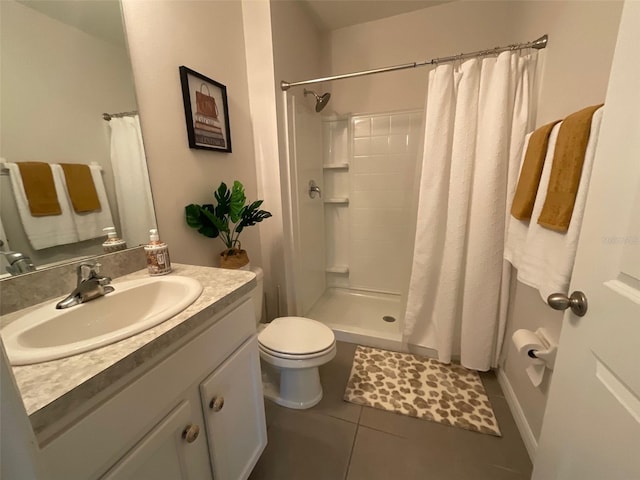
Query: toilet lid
258 317 335 355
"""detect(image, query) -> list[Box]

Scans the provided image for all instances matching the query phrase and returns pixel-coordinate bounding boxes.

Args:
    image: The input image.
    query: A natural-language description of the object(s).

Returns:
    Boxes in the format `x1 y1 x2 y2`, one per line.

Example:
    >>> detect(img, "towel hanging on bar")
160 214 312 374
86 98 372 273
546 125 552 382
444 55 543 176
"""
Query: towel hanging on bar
59 163 101 213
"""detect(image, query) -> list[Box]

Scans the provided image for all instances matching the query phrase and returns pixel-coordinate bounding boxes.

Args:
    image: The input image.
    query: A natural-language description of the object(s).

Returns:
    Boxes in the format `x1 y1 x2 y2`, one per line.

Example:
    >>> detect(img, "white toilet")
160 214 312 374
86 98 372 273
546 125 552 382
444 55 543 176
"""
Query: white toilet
251 267 336 409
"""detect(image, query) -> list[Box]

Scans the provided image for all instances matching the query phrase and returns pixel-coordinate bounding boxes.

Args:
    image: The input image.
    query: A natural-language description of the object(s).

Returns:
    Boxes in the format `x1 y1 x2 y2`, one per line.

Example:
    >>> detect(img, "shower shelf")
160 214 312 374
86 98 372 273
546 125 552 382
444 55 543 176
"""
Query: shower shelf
326 265 349 274
323 162 349 170
324 198 349 205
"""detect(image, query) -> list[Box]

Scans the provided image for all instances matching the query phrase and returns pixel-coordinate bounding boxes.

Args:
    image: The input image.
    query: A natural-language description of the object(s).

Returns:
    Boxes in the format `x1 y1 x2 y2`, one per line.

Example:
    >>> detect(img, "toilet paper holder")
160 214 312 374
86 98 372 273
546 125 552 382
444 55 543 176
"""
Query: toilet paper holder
525 328 558 369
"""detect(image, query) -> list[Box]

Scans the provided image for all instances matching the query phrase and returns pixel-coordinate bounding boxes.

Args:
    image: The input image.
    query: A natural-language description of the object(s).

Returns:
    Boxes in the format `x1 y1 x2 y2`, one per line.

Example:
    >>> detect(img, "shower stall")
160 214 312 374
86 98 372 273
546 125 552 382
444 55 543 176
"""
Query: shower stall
278 33 547 361
282 88 424 349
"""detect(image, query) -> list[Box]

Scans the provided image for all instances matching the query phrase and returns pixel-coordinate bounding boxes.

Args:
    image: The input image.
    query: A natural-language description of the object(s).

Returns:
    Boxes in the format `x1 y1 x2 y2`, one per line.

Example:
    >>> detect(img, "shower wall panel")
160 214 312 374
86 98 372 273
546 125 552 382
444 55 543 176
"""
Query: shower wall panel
290 97 326 315
323 118 350 289
348 111 422 294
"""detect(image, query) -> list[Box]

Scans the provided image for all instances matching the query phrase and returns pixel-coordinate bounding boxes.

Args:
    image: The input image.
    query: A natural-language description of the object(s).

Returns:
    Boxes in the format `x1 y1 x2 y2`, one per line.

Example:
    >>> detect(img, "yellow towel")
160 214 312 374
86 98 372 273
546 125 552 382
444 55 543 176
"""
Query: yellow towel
511 120 561 220
538 104 603 232
16 162 61 216
59 163 101 213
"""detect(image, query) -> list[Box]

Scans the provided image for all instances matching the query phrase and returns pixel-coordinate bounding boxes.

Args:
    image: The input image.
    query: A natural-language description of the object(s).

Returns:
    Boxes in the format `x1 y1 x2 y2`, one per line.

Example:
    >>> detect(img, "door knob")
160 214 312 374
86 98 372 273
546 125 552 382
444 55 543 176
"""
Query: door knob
547 291 588 317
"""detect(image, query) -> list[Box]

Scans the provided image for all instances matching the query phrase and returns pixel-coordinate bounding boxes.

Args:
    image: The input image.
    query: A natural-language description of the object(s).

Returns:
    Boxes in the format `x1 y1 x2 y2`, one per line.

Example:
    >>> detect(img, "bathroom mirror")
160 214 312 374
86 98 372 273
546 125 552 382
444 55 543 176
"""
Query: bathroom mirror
0 0 156 275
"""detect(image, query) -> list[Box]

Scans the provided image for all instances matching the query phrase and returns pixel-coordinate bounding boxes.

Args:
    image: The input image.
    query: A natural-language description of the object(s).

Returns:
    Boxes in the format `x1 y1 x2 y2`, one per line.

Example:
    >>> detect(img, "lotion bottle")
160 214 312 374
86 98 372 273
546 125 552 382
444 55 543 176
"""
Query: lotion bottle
102 227 127 253
144 228 172 275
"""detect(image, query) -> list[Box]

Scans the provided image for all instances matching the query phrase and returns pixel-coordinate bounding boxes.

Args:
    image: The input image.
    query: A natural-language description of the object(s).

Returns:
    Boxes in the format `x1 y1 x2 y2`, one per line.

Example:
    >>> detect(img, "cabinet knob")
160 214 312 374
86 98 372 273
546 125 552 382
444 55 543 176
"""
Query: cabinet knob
182 424 200 443
209 396 225 412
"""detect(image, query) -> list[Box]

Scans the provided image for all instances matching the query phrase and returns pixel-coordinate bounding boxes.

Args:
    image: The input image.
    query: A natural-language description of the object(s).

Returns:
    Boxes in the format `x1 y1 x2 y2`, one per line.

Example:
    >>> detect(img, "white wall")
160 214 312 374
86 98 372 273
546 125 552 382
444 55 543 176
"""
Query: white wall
326 1 519 115
0 0 136 266
325 1 622 125
322 0 623 448
121 0 262 269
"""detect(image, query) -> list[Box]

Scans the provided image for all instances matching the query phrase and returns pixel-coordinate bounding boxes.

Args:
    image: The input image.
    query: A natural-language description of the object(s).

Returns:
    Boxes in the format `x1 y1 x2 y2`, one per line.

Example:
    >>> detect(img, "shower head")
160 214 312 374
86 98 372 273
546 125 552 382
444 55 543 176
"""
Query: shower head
304 89 331 112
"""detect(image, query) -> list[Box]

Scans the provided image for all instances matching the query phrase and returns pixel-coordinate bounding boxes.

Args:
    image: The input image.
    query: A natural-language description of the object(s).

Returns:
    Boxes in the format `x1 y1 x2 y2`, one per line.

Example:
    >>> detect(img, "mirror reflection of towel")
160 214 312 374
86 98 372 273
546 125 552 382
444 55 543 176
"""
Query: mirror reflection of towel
15 162 61 216
59 163 101 213
5 162 79 249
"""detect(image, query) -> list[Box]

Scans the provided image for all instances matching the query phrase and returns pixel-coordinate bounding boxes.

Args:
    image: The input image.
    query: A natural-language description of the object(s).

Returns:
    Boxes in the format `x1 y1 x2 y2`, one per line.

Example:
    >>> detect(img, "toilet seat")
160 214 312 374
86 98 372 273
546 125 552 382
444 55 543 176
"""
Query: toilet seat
259 341 337 370
258 341 336 360
258 316 335 356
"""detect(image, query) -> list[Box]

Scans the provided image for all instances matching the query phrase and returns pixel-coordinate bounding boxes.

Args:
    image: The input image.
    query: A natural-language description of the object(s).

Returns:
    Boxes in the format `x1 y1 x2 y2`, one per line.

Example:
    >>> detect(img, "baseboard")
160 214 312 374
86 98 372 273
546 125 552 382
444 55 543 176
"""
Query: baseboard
497 368 538 462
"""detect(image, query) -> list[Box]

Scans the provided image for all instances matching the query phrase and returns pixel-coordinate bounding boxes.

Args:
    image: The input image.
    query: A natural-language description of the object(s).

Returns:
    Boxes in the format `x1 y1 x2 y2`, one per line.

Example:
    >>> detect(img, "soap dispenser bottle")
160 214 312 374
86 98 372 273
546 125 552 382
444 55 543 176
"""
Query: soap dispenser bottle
102 226 127 253
144 228 172 275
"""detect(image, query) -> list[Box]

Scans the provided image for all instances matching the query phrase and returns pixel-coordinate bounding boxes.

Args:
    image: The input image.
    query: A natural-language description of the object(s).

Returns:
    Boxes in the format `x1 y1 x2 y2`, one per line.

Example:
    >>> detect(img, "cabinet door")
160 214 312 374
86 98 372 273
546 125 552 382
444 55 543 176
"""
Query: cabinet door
101 396 212 480
200 336 267 480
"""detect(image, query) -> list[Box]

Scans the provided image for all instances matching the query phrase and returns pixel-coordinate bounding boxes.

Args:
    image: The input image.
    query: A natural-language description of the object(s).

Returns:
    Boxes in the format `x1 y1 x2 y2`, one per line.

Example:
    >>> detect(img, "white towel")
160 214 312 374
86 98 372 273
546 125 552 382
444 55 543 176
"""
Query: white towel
505 107 604 301
54 164 114 241
5 162 79 250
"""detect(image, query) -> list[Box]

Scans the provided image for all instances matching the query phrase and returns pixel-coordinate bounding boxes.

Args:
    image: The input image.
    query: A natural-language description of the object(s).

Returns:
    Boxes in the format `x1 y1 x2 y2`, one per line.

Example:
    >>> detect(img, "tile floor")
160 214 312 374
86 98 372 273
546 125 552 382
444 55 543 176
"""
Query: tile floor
249 342 532 480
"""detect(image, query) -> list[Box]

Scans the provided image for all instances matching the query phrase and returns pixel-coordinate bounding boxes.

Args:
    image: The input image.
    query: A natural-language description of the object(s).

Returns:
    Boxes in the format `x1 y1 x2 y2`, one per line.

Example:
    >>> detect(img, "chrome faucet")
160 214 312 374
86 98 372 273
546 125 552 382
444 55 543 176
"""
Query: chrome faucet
0 246 36 275
56 263 114 309
308 180 322 199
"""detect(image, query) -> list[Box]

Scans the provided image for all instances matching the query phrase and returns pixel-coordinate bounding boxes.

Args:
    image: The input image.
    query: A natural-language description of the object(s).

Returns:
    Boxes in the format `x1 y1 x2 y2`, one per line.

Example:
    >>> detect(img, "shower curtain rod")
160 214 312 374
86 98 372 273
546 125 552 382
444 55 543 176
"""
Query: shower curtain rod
103 110 138 121
281 34 548 91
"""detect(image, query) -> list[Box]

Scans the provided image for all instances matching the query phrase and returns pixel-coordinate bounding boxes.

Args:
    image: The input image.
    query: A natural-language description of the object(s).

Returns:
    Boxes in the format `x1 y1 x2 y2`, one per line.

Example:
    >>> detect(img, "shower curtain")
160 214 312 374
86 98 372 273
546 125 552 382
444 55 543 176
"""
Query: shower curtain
404 50 538 371
107 115 155 247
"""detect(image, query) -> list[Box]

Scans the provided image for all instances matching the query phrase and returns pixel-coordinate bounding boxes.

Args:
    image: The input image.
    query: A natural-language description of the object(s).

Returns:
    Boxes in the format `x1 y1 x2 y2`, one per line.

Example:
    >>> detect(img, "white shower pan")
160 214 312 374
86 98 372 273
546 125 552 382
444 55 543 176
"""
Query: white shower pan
306 288 403 351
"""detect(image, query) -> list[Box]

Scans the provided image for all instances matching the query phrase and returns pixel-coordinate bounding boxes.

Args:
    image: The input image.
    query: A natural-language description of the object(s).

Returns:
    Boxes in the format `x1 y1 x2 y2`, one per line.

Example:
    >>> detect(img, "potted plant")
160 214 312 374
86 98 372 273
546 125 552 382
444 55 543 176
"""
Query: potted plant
185 181 272 269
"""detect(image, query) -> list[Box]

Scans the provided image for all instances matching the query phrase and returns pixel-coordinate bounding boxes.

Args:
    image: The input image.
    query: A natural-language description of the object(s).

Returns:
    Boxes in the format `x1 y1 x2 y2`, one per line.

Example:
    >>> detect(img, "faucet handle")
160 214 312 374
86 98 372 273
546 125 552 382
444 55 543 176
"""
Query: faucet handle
76 262 101 284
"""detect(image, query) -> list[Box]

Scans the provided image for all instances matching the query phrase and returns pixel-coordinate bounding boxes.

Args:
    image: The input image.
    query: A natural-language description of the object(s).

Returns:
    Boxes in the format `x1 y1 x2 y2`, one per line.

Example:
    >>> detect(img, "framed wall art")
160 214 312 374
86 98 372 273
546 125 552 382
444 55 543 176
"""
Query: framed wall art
179 66 232 152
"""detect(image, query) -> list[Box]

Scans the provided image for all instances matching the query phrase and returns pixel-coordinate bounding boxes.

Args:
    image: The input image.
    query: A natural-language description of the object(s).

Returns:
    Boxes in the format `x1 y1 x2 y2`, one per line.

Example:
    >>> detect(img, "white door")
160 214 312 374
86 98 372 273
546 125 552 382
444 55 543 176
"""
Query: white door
533 3 640 479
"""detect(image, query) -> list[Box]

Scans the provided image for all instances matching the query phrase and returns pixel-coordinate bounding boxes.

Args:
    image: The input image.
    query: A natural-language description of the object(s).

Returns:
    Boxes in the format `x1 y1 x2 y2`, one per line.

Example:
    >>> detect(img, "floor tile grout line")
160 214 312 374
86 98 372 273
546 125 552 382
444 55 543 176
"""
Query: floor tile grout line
355 423 410 440
326 414 360 425
343 407 363 480
491 463 529 475
344 421 360 480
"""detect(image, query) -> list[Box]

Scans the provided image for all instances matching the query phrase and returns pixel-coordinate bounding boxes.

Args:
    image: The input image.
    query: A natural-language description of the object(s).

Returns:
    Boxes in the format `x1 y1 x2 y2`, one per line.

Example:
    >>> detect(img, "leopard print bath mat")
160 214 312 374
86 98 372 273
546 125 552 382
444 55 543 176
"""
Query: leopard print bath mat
344 345 501 436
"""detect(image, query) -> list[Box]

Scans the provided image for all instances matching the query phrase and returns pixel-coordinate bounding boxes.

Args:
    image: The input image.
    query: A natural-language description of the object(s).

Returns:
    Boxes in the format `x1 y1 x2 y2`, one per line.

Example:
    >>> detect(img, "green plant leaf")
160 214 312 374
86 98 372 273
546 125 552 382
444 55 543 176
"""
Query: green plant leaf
229 181 246 223
185 204 202 228
214 182 231 218
237 202 272 233
202 206 229 233
185 204 220 239
186 180 271 248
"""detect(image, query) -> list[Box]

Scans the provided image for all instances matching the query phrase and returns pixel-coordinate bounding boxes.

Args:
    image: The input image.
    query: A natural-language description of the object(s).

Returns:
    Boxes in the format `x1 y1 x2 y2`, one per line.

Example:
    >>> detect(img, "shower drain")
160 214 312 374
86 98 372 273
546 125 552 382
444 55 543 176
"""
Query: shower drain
382 315 396 323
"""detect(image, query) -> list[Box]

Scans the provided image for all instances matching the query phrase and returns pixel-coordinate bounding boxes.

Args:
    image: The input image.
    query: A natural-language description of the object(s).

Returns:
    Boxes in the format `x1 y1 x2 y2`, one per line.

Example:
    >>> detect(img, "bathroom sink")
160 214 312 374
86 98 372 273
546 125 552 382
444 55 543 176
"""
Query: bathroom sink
1 275 203 365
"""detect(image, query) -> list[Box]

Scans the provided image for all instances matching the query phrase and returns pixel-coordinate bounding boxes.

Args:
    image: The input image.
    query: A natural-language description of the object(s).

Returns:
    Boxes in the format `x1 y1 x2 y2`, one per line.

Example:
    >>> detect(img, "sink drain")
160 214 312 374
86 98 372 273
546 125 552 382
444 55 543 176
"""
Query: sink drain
382 315 396 323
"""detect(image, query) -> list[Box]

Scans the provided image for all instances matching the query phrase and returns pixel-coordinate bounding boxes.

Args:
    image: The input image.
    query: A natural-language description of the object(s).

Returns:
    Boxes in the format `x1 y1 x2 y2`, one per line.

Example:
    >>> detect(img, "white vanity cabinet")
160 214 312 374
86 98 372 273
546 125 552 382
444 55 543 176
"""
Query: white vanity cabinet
200 336 266 480
39 297 267 480
102 395 212 480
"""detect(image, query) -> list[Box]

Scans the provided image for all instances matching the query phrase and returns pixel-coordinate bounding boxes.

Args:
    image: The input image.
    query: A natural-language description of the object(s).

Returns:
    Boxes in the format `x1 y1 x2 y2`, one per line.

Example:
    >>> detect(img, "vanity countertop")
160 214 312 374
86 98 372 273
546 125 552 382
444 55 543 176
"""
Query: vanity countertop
1 263 256 436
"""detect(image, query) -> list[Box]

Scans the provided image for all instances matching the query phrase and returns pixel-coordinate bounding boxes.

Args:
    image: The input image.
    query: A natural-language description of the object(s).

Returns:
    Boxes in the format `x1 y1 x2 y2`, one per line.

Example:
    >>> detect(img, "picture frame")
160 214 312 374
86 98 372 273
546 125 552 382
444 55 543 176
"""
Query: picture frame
179 66 232 152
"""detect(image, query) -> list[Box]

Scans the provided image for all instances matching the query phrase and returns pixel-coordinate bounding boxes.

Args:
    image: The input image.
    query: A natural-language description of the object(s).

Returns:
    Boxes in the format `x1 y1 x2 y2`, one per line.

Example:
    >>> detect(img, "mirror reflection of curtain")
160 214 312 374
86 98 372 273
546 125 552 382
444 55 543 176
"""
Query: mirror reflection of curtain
106 115 155 246
0 216 10 273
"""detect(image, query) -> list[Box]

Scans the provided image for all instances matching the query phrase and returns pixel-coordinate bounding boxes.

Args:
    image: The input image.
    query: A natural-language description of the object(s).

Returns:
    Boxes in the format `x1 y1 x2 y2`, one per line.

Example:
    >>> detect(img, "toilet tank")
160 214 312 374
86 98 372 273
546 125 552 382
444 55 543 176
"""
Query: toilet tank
250 266 263 323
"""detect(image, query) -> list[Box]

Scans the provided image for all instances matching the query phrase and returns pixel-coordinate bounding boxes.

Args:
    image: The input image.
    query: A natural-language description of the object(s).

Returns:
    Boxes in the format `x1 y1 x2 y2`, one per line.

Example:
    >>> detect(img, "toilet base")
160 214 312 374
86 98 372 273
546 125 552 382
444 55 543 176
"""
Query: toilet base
260 360 323 409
